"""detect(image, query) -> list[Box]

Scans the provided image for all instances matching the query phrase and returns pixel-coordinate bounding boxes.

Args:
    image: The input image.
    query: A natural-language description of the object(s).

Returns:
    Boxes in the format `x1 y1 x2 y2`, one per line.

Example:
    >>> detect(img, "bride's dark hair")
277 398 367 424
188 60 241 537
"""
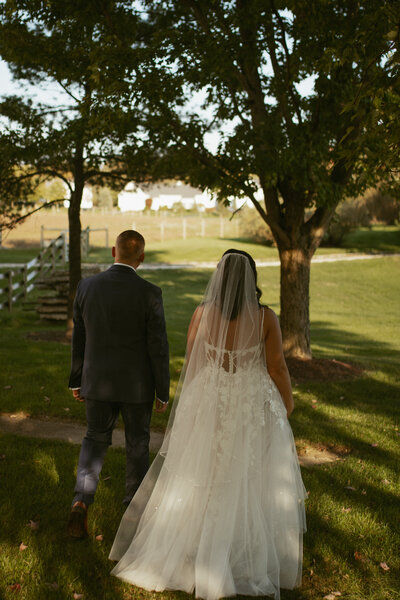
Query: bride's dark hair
220 249 262 320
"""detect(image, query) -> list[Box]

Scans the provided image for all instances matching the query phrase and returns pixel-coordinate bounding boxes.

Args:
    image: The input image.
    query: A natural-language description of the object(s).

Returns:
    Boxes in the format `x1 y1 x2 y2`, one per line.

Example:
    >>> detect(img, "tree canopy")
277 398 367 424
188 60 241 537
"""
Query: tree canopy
0 0 169 324
1 0 397 354
114 0 398 356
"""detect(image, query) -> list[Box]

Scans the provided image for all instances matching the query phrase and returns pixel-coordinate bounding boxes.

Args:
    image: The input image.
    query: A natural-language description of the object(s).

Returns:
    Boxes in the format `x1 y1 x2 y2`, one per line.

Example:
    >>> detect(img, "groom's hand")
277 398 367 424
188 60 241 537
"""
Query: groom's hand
155 398 168 413
72 389 85 403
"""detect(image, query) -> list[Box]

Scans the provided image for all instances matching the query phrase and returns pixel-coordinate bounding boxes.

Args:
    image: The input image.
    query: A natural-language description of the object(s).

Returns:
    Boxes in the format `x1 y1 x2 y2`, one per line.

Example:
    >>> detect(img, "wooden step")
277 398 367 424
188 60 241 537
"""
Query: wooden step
37 296 67 306
39 313 67 321
37 305 68 314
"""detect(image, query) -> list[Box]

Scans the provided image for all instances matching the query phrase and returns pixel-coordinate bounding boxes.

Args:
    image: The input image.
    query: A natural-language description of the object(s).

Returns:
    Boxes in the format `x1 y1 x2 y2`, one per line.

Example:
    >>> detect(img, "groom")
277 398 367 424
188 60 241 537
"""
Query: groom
67 229 170 539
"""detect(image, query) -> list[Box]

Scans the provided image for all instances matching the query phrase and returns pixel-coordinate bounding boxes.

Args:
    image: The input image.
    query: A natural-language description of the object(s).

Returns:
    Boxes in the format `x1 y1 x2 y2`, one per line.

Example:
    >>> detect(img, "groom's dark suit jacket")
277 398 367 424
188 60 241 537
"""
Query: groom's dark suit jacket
68 264 170 404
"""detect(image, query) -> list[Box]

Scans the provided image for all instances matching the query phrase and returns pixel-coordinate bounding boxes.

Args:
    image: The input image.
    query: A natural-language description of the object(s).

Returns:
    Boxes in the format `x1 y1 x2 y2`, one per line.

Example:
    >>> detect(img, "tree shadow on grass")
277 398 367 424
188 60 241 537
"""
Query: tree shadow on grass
298 463 399 599
0 436 190 599
310 320 399 365
0 435 263 600
292 399 399 467
1 433 398 600
0 434 125 599
1 270 398 598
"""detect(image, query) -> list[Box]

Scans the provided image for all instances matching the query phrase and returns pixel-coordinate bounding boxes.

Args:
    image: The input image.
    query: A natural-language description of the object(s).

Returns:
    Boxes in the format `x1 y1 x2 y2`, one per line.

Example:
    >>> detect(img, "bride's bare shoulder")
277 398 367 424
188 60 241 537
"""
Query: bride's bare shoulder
188 304 205 332
192 303 205 320
261 306 279 335
261 305 277 317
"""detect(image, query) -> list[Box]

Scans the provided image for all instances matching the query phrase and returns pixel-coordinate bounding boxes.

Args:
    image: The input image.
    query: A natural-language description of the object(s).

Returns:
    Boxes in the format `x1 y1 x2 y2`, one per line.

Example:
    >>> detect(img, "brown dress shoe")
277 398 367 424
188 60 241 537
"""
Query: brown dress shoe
68 501 88 539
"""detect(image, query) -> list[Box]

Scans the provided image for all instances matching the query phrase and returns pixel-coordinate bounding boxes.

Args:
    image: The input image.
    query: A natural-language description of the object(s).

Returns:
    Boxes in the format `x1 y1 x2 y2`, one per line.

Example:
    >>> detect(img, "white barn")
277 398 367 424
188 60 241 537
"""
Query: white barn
118 181 216 212
63 185 93 210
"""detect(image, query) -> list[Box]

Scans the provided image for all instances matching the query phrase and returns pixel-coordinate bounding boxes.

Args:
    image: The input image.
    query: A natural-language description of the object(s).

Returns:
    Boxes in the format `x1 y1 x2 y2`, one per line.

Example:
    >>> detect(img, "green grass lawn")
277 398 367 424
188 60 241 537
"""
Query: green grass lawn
1 225 399 265
341 225 400 254
0 247 41 263
0 238 275 266
1 256 398 423
0 250 399 599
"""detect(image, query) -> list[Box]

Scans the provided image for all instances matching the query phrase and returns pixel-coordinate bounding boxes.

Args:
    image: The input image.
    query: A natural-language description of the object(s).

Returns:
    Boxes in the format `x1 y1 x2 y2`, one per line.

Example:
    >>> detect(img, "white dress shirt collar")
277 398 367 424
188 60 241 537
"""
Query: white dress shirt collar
113 262 136 271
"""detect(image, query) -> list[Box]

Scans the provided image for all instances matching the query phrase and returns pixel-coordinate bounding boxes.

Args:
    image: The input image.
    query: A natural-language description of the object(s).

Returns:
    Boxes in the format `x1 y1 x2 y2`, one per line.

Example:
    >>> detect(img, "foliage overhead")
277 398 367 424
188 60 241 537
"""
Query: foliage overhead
114 0 399 252
1 0 398 352
0 0 172 230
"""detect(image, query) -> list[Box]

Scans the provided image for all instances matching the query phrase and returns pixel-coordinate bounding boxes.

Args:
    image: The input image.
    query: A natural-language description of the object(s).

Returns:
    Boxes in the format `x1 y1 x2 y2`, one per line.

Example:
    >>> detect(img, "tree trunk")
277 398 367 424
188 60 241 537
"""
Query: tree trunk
278 246 313 359
66 187 83 337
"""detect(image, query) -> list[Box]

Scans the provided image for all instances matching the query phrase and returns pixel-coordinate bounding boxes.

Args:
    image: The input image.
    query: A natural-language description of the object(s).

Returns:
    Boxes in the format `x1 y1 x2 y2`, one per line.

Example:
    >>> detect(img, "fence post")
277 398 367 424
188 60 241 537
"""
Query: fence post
39 249 44 274
160 222 165 243
40 225 44 248
81 227 89 257
105 228 109 248
7 271 12 311
182 218 187 240
23 266 28 299
51 242 56 272
61 233 67 263
200 219 205 238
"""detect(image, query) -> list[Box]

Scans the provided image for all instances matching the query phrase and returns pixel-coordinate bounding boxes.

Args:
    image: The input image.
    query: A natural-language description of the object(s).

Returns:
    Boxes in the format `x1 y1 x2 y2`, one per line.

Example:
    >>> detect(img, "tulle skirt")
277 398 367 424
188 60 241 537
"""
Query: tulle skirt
110 364 307 600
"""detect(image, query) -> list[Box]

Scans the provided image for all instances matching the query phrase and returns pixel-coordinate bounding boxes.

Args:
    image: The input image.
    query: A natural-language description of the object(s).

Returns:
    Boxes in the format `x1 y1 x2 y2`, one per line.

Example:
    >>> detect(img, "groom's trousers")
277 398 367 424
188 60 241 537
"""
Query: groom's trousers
73 399 153 507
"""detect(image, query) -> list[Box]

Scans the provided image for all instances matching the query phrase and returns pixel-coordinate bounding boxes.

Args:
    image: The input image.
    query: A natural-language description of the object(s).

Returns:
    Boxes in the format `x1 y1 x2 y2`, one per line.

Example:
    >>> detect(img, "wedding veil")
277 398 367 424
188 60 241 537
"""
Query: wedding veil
109 252 266 560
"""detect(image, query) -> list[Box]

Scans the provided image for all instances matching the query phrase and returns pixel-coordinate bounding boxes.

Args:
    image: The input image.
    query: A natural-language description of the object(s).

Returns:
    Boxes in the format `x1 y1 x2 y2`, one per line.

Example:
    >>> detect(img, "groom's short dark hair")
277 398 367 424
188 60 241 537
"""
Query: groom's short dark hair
116 230 145 261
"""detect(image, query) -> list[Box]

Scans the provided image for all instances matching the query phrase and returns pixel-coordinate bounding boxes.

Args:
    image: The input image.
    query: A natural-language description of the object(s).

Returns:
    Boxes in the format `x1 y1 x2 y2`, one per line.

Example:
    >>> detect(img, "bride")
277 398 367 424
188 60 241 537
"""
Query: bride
110 249 307 600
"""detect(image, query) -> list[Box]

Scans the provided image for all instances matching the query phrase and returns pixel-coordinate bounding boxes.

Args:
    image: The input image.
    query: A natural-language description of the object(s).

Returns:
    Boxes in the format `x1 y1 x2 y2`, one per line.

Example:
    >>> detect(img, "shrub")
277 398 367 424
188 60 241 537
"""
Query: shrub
322 198 371 246
364 189 399 225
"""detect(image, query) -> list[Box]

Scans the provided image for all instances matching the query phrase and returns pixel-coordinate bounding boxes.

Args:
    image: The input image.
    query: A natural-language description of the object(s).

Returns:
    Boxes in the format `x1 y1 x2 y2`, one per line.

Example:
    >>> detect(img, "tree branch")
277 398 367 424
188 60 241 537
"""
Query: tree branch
264 8 293 131
247 189 289 245
7 169 74 193
37 106 77 117
56 79 81 103
0 198 66 233
270 1 303 124
180 0 211 34
305 204 337 251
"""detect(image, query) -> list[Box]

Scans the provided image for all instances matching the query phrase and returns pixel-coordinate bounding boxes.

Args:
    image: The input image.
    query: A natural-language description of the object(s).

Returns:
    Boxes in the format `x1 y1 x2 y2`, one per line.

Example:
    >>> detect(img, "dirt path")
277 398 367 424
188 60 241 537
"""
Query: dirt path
0 412 165 453
0 412 340 467
90 252 400 271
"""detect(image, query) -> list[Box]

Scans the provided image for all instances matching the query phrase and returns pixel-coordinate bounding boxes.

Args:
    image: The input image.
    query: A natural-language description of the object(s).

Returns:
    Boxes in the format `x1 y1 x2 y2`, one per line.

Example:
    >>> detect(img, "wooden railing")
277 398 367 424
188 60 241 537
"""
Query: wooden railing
0 234 67 311
41 225 109 257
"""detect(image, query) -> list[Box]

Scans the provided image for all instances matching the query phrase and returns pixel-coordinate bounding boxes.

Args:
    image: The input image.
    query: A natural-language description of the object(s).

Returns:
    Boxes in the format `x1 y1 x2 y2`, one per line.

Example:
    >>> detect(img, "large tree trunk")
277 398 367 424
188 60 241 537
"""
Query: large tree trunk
66 186 83 337
262 183 338 359
278 246 313 359
66 142 85 336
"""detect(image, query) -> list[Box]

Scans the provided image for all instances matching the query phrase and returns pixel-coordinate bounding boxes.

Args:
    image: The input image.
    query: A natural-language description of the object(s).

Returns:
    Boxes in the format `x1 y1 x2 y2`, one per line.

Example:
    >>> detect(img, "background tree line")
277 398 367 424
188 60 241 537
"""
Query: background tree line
0 0 398 356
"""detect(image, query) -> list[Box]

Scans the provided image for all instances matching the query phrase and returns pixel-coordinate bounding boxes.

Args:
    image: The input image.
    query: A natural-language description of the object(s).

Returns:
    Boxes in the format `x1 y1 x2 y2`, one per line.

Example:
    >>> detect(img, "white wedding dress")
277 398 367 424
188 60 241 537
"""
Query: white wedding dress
110 254 306 600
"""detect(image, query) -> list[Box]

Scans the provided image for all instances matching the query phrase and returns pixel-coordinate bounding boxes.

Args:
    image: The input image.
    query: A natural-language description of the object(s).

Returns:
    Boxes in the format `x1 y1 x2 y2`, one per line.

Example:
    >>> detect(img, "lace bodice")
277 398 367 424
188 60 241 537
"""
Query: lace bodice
199 340 286 430
204 341 264 374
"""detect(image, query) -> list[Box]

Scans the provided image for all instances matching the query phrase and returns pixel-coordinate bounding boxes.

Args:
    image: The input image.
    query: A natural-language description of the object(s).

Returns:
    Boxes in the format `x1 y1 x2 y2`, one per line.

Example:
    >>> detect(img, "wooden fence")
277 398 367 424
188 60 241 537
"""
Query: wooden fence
0 234 67 311
130 216 240 243
41 225 109 256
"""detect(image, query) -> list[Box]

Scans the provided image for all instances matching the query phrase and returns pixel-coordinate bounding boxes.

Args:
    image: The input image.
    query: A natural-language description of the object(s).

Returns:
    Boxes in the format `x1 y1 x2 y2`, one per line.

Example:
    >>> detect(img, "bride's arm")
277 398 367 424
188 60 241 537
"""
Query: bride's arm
263 308 294 417
186 305 204 361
